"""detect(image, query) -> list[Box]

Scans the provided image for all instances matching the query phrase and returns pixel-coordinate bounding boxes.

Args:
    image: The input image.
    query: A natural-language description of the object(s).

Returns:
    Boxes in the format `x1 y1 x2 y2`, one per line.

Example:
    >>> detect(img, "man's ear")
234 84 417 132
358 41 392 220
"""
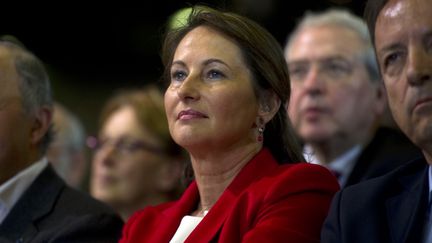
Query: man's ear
258 90 281 124
30 105 53 146
374 81 387 115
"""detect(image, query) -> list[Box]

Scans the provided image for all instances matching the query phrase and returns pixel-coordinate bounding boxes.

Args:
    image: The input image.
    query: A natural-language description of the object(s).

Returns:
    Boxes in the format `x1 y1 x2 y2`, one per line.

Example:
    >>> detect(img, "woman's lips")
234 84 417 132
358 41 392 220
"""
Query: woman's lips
177 109 208 120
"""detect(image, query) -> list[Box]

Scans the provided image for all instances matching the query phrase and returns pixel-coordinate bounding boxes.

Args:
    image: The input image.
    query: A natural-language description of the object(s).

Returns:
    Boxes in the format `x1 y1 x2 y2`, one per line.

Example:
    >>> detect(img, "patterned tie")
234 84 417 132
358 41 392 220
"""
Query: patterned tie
330 169 342 180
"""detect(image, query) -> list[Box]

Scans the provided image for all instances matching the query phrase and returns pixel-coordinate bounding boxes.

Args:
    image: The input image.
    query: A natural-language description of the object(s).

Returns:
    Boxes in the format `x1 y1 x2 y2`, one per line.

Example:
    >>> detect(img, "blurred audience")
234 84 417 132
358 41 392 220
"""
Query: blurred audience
90 85 186 221
47 102 88 190
284 9 421 187
0 35 122 242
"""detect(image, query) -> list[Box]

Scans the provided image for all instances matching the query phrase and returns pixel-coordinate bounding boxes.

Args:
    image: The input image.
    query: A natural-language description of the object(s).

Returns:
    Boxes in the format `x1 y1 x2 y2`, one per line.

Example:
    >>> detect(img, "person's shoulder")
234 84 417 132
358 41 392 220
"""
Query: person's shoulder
277 162 338 182
32 183 124 242
128 201 176 219
22 164 119 216
252 162 340 197
60 185 120 214
372 127 420 152
121 200 176 240
56 184 124 227
10 165 123 242
285 162 339 186
340 157 426 200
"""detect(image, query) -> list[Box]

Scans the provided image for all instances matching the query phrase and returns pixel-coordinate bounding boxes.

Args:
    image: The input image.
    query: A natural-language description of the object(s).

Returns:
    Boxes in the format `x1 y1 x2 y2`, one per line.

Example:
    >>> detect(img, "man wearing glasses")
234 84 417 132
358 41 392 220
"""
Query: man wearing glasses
284 9 420 187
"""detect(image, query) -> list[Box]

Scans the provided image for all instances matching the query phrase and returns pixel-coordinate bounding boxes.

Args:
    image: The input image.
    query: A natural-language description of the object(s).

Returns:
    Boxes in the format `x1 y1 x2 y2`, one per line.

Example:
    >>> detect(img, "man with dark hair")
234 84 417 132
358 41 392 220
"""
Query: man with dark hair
0 36 123 242
321 0 432 242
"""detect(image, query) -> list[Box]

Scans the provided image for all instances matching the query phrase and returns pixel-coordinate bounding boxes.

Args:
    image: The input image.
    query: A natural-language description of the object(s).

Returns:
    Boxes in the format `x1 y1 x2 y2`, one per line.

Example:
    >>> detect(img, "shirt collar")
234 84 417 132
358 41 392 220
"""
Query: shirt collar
428 165 432 203
304 144 362 187
0 157 48 224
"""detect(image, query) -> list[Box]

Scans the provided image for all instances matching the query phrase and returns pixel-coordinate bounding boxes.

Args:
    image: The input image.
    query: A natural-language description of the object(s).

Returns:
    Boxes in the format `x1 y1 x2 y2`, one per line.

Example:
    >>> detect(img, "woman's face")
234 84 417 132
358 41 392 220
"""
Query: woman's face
90 106 168 209
164 26 260 152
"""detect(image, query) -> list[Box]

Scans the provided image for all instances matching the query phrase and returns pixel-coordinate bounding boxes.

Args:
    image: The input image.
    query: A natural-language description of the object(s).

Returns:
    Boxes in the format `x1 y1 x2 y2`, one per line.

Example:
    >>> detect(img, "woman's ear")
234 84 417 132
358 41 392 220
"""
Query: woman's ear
258 90 281 124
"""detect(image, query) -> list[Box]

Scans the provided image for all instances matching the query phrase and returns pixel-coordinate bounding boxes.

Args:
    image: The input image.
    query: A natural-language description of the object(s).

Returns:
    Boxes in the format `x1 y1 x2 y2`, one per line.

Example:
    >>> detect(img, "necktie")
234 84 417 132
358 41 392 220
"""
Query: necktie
330 169 342 180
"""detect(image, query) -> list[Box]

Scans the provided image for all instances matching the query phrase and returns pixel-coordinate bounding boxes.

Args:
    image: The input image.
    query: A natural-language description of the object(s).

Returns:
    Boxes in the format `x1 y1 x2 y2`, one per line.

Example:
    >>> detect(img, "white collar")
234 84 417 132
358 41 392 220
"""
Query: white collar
304 144 362 187
428 166 432 203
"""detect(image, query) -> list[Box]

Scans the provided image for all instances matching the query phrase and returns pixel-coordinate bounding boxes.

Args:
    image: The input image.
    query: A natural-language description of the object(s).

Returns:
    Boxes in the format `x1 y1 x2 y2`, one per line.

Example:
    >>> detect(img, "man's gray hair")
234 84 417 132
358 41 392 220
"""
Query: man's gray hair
0 35 53 154
285 9 380 83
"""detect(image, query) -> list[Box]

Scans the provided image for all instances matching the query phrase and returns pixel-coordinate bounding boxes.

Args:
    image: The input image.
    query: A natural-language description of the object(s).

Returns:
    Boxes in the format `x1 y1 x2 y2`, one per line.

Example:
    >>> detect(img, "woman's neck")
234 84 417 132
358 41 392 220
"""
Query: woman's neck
189 143 261 215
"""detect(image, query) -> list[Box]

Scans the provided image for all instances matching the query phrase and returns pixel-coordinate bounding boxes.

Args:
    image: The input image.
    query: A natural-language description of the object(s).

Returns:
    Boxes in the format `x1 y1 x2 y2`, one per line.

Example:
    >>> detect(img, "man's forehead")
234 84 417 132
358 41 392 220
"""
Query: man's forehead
0 48 20 99
0 46 18 70
381 0 404 19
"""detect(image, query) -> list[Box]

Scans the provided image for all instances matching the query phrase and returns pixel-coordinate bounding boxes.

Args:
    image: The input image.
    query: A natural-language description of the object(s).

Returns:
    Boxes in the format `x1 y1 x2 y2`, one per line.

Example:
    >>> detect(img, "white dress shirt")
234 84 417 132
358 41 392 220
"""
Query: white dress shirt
304 144 362 187
170 215 205 243
0 157 48 224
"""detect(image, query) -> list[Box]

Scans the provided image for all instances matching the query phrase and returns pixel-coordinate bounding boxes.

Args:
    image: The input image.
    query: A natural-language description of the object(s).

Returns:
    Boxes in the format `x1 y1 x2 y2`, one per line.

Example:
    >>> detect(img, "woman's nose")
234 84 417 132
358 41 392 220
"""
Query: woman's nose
176 74 201 101
95 143 117 167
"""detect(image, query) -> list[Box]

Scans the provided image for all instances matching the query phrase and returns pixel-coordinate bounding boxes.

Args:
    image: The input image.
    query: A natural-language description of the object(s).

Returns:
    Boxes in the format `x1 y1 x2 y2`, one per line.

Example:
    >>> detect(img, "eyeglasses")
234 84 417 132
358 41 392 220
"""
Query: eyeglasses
288 56 360 83
88 136 166 156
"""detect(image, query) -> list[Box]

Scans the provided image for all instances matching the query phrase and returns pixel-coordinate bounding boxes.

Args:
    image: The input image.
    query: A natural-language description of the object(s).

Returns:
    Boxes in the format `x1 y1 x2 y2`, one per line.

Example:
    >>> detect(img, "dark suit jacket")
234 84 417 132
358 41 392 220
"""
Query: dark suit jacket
0 165 123 243
345 127 422 186
120 148 339 243
322 157 429 243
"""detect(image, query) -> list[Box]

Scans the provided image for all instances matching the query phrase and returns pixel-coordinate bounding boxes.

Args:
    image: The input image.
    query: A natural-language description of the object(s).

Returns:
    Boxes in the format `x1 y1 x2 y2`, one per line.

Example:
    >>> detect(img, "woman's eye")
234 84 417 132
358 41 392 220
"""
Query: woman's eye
207 70 225 80
171 70 187 81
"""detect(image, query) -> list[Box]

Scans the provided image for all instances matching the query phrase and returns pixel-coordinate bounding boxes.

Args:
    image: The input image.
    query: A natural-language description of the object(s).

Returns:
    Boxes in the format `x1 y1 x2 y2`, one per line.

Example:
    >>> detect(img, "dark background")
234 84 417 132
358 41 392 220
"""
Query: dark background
1 0 366 136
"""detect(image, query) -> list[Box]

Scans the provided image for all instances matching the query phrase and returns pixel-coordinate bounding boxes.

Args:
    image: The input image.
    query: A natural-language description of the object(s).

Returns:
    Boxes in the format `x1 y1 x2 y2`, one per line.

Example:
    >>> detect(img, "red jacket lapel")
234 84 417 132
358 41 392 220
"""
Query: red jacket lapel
185 148 277 242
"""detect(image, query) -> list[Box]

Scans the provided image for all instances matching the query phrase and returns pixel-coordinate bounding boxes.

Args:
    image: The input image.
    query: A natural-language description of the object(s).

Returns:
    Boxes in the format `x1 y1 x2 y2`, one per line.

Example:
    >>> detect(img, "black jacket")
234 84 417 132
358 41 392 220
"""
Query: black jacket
0 165 123 243
345 127 421 186
322 157 428 243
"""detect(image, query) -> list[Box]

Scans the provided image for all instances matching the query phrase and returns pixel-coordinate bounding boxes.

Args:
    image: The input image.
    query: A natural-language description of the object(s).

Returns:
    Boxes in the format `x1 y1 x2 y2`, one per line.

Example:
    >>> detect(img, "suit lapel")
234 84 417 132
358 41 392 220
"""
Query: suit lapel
0 165 64 242
386 160 428 243
146 181 200 242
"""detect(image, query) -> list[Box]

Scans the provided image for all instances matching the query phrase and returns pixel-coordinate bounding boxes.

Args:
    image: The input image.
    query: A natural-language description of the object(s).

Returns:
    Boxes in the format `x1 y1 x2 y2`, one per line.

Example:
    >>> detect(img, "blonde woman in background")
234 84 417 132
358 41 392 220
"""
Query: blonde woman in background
91 85 186 221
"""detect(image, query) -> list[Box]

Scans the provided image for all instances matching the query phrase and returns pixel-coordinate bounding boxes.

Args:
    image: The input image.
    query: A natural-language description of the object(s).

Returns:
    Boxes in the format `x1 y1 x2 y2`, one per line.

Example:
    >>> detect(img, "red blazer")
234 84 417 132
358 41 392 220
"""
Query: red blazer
120 148 339 243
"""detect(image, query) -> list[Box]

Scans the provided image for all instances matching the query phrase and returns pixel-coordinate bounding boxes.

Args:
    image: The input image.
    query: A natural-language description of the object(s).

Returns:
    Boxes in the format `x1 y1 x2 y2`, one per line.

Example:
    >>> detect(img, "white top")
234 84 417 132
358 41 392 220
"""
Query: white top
304 144 362 187
0 157 48 224
170 215 205 243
